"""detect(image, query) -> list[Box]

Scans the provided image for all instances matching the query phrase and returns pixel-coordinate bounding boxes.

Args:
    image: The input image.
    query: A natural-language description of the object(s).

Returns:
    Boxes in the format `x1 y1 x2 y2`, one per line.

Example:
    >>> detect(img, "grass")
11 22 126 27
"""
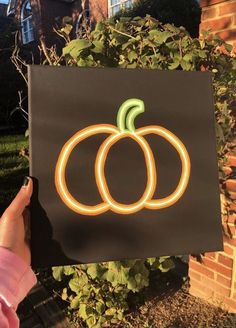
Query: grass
0 134 29 214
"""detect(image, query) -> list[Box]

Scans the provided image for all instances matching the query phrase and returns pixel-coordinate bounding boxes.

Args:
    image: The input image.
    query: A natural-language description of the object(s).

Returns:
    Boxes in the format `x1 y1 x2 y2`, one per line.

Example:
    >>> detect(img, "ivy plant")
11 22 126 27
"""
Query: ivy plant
53 257 174 327
62 16 235 169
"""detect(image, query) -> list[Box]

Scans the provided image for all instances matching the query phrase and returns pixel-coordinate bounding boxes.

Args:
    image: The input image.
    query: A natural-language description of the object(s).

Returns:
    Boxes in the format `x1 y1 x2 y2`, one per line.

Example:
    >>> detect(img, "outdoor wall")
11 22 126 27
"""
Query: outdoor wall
188 0 236 313
88 0 108 23
200 0 236 51
0 3 7 16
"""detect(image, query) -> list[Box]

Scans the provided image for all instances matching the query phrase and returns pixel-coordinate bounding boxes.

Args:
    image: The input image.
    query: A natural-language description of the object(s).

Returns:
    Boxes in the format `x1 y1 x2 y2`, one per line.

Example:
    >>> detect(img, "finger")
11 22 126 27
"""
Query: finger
3 177 33 219
23 208 31 245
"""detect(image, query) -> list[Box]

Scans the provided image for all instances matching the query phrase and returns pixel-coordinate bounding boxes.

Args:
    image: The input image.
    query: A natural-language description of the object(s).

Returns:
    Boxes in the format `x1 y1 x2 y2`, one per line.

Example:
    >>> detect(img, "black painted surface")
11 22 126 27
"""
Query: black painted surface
29 66 223 267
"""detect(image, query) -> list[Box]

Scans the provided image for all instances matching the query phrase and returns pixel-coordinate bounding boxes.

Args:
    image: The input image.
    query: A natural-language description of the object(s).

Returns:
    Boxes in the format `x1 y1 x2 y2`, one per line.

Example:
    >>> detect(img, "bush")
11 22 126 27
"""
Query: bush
52 16 236 328
114 0 201 38
53 258 174 327
62 16 235 161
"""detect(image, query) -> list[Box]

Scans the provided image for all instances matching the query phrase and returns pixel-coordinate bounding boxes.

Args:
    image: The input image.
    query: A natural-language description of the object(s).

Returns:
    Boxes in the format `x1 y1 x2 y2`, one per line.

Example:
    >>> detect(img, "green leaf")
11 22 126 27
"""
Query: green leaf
69 277 81 293
63 39 91 58
105 308 116 316
168 60 180 70
92 41 104 53
69 274 88 293
86 316 97 328
159 258 175 272
52 266 64 281
128 51 137 62
63 265 75 276
95 22 105 31
96 302 105 314
127 277 137 291
180 59 192 71
61 23 73 35
87 263 107 279
70 295 80 309
79 304 88 320
159 31 173 43
183 53 193 62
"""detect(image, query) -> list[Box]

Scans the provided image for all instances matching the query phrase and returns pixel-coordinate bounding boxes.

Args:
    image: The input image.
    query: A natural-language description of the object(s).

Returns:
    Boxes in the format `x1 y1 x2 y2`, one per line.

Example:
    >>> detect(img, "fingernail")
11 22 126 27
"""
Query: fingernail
22 176 30 187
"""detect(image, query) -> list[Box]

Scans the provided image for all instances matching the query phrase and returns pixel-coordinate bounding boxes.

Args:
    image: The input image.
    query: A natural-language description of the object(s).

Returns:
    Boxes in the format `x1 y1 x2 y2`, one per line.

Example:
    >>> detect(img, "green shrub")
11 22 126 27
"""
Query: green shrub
52 16 235 328
53 257 174 327
62 16 235 162
114 0 201 38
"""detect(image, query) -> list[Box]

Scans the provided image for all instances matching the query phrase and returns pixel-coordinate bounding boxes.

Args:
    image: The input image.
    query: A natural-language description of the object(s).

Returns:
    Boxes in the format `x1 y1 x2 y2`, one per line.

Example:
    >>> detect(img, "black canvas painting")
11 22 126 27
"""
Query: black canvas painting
28 65 223 268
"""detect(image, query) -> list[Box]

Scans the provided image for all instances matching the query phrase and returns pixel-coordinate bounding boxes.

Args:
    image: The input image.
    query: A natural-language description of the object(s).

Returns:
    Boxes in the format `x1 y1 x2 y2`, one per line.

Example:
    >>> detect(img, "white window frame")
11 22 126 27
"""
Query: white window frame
108 0 134 18
21 0 34 44
7 0 16 16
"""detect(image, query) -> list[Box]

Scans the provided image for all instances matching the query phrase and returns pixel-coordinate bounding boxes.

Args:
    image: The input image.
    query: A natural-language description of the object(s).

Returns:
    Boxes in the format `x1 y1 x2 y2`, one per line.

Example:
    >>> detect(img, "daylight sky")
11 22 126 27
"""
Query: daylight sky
0 0 9 4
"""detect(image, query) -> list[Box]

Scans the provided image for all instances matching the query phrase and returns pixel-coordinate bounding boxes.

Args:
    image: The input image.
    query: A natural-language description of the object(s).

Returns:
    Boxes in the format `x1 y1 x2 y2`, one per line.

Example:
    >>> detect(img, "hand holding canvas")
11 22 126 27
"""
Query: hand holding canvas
0 177 37 327
0 177 33 265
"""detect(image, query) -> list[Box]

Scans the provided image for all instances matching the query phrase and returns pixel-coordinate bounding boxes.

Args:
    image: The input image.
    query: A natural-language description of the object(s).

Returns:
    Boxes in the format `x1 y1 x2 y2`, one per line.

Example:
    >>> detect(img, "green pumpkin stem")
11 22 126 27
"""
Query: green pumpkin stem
117 98 145 133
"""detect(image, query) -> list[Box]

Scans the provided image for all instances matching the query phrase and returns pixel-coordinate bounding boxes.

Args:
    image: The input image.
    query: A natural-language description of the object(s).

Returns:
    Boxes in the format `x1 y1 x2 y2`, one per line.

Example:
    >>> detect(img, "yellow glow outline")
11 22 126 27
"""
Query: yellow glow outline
95 132 157 214
137 126 191 209
55 101 191 216
55 125 117 216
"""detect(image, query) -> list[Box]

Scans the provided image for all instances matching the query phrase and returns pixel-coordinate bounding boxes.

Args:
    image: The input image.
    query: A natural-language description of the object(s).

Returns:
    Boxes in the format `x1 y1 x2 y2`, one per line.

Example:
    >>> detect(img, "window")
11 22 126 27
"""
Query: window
7 0 16 16
21 0 34 44
108 0 133 17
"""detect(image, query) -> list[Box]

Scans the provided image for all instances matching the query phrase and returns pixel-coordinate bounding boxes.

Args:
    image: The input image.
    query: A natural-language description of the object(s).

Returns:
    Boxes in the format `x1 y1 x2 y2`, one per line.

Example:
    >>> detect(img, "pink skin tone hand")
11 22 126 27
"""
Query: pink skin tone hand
0 177 33 265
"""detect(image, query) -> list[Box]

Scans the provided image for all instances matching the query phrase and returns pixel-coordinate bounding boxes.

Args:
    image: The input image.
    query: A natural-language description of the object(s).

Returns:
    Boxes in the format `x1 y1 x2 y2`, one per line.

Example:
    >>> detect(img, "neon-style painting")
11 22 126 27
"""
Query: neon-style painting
55 99 191 216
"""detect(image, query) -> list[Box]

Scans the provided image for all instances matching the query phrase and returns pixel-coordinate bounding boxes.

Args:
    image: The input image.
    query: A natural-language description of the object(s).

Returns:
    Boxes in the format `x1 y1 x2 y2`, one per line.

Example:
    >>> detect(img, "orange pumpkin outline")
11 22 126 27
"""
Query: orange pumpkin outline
55 99 191 216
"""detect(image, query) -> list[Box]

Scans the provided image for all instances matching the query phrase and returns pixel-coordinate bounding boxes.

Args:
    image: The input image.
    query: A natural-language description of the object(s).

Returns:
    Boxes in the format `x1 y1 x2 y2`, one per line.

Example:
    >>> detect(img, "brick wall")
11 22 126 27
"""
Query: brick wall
189 1 236 313
189 147 236 312
88 0 108 24
200 0 236 51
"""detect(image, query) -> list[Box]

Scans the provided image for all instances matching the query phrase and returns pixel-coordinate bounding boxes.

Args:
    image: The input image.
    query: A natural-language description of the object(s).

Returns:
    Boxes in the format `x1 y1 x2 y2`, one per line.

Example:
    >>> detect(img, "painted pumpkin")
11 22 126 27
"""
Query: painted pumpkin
55 99 191 216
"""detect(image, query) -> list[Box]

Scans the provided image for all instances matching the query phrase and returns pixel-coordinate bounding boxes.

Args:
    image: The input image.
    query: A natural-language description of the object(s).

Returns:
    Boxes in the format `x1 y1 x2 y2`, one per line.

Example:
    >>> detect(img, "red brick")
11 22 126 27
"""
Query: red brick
201 0 225 7
223 166 232 176
223 215 236 224
201 276 231 297
227 155 236 167
218 254 233 268
223 222 236 238
189 286 208 300
189 260 215 279
234 14 236 25
233 293 236 301
226 179 236 192
223 235 236 247
203 257 232 278
219 2 236 16
216 274 232 288
223 244 234 257
189 269 202 281
190 278 214 297
228 224 236 237
229 191 236 200
204 252 216 260
233 42 236 52
224 297 236 312
218 28 236 41
201 16 232 31
202 7 217 20
229 202 236 211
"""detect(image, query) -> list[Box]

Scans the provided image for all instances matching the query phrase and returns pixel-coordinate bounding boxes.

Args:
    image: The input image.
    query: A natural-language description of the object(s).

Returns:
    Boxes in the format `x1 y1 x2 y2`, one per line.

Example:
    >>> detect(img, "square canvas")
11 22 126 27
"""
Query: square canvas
29 65 223 268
